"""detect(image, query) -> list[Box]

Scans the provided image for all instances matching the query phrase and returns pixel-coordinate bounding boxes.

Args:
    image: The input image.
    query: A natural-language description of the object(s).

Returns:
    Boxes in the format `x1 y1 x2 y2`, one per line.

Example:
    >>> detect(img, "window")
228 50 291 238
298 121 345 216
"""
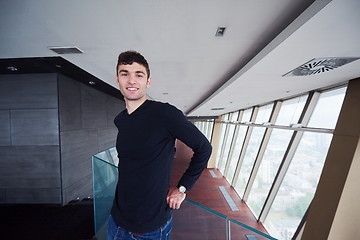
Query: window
262 87 346 239
215 114 229 168
247 129 293 217
218 112 239 174
275 95 308 126
213 86 347 240
225 109 252 182
233 104 272 197
264 132 332 240
234 126 266 198
307 87 346 129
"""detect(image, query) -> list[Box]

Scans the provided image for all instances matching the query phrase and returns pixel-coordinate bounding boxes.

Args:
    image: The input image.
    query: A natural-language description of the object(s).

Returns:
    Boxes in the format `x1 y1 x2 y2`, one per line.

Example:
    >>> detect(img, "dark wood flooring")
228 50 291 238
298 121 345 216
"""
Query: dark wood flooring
171 141 271 240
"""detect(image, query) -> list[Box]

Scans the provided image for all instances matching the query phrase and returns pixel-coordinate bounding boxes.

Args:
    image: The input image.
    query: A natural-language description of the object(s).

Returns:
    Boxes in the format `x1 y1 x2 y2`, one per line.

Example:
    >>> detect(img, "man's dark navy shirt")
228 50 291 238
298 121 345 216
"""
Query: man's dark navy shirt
111 100 212 233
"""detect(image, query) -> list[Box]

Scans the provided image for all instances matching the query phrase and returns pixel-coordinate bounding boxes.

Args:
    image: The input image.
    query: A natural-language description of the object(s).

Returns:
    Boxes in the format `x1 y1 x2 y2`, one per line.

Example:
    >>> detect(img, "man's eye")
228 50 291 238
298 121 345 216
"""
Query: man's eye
137 74 144 78
120 73 128 76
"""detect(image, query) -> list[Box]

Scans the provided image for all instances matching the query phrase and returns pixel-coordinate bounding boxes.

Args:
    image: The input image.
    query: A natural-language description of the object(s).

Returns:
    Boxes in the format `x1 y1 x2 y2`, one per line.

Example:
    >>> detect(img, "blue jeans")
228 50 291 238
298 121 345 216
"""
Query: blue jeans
107 213 172 240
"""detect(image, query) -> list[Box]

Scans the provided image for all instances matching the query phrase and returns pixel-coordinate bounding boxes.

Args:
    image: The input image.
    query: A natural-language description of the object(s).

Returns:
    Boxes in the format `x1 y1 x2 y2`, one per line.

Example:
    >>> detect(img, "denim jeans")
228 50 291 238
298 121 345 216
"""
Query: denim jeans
107 213 172 240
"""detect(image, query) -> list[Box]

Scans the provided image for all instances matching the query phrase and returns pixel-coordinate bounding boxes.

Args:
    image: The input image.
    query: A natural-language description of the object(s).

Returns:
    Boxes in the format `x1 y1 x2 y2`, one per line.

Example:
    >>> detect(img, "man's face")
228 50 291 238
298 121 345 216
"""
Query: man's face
116 62 151 102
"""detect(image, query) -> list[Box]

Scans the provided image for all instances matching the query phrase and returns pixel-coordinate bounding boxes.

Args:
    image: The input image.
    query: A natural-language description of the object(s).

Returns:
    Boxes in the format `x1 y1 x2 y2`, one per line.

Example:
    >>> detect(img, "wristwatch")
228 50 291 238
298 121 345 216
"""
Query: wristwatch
177 185 186 193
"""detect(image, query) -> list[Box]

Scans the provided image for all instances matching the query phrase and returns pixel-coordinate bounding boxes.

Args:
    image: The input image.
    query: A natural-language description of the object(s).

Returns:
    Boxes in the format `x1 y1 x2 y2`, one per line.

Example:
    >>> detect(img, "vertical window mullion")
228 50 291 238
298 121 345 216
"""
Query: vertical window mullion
217 115 230 170
243 102 281 201
202 121 207 138
218 112 239 174
259 92 320 222
207 120 214 142
224 111 243 177
231 107 259 188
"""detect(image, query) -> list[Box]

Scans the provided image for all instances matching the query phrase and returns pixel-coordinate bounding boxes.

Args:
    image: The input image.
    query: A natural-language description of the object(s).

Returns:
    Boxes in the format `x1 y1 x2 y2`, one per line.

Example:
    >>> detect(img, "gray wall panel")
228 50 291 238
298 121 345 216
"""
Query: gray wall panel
4 188 61 204
60 129 98 189
0 110 10 146
0 146 61 188
0 73 61 204
58 75 82 131
63 174 92 204
81 85 108 129
98 128 117 152
0 72 124 204
0 74 58 109
107 96 124 127
58 76 123 203
11 109 59 146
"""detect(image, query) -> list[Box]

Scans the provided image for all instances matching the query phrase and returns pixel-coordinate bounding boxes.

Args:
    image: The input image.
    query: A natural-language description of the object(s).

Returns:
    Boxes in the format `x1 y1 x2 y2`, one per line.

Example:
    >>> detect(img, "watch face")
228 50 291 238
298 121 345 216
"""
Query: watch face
179 186 186 193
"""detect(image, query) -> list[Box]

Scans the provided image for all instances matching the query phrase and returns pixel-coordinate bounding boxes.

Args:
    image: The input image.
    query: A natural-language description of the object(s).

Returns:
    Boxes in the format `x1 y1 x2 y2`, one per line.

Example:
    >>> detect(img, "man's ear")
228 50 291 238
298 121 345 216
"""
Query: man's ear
146 77 152 88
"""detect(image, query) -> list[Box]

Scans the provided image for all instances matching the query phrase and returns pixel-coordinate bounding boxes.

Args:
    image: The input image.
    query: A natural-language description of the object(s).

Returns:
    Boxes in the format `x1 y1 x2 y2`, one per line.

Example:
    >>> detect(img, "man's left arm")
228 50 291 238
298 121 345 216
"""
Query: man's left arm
165 106 212 209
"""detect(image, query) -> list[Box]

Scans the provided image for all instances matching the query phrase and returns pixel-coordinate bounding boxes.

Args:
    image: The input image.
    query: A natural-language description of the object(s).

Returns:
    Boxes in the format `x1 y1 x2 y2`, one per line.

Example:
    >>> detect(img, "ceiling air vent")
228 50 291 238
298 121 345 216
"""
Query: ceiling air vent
48 46 84 54
283 57 360 77
215 27 226 37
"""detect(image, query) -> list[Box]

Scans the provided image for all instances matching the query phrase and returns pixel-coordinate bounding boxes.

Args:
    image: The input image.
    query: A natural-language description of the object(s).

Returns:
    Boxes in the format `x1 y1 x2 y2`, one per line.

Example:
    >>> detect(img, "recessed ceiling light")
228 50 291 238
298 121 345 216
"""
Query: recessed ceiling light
7 66 18 71
215 27 226 37
283 57 360 77
48 46 84 54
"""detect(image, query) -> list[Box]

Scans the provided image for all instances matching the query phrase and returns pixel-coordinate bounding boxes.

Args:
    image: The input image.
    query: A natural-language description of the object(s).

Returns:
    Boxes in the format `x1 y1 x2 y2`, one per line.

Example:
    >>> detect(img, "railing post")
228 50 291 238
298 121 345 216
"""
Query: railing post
226 217 231 240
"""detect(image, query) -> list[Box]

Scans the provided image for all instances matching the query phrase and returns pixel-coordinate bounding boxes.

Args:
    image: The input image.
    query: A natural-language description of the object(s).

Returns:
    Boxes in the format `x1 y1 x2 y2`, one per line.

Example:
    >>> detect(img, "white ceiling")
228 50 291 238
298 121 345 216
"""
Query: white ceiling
1 0 359 117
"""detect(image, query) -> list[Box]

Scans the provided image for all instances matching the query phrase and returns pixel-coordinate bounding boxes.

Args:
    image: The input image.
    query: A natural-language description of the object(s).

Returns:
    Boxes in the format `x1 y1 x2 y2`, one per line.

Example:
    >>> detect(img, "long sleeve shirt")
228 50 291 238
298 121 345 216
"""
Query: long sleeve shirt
110 100 212 233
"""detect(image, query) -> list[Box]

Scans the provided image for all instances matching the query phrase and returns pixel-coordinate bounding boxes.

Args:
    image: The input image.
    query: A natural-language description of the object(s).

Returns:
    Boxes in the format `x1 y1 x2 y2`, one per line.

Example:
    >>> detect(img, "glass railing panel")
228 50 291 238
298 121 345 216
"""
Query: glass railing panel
93 147 118 166
173 199 228 239
92 155 118 240
229 219 277 240
92 148 277 240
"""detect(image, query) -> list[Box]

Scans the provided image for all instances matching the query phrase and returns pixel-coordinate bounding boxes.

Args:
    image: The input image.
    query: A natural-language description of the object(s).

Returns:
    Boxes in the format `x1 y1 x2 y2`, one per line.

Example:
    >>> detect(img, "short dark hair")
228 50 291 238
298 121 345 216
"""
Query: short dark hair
116 50 150 78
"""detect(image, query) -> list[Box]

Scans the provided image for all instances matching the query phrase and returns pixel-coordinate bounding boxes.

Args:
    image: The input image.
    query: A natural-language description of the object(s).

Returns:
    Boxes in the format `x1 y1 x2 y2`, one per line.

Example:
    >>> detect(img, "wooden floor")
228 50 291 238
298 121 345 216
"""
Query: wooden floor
170 141 270 239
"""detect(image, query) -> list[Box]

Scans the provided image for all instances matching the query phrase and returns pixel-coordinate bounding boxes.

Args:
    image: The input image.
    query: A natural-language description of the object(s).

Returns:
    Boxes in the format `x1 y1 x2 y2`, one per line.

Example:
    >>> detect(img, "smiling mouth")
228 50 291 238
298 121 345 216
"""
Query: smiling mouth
127 87 138 91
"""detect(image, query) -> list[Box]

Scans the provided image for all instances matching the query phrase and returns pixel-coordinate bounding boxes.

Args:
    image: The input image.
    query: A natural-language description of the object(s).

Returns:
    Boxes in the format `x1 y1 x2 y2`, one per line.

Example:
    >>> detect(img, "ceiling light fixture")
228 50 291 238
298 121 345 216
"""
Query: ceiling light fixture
283 57 360 77
215 27 226 37
48 46 84 54
7 66 18 71
89 81 96 85
211 107 225 111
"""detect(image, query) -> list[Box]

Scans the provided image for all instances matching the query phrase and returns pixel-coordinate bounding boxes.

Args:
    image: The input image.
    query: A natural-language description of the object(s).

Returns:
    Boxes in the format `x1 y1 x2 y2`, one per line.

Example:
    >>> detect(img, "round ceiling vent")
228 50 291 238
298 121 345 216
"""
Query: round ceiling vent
283 57 360 76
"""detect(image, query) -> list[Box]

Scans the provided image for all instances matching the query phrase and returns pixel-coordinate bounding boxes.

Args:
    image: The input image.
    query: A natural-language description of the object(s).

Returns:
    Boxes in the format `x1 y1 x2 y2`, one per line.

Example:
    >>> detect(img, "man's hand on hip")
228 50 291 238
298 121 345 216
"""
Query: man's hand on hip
166 186 186 209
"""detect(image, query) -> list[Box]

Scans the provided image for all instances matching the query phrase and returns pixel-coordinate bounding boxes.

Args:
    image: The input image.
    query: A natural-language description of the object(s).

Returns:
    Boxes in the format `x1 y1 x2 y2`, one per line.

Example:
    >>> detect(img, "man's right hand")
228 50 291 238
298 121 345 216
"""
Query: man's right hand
166 186 186 209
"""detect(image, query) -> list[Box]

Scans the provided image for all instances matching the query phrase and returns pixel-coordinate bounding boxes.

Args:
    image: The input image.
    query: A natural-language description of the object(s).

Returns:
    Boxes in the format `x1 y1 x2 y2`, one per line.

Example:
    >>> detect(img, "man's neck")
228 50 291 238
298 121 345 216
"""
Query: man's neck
125 98 147 114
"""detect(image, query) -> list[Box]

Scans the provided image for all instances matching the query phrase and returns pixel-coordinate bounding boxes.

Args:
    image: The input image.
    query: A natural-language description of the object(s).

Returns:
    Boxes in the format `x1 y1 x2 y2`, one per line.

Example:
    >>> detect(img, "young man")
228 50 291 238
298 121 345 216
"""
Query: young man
108 50 212 240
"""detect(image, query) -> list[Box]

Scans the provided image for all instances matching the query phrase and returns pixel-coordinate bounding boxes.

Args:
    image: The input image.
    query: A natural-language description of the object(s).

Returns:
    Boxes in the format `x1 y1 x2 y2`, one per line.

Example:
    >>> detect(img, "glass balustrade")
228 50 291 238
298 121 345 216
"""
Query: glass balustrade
92 148 276 240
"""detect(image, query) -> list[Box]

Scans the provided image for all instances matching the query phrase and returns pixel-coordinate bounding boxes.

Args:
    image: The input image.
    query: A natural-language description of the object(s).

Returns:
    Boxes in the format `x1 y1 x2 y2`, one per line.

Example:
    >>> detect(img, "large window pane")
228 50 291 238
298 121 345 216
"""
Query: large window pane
224 109 252 182
206 120 214 141
307 87 346 129
218 112 239 174
215 114 229 168
264 132 332 240
234 126 266 198
276 95 308 126
241 108 253 123
225 125 247 182
247 129 293 217
255 103 273 124
234 104 272 197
